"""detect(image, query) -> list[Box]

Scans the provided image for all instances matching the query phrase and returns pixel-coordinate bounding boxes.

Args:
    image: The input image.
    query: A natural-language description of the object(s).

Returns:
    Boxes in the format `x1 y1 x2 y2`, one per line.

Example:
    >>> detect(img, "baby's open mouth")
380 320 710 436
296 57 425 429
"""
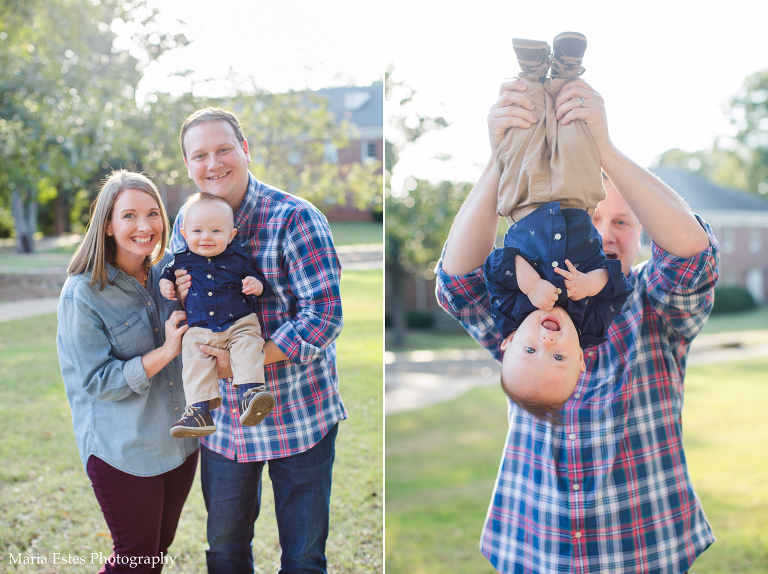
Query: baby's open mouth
605 251 618 259
541 316 561 331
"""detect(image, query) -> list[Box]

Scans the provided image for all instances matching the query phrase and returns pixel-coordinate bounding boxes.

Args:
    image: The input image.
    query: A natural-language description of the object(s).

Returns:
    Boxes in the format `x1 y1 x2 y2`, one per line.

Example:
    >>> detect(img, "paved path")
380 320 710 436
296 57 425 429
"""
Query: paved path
0 243 382 322
385 331 768 415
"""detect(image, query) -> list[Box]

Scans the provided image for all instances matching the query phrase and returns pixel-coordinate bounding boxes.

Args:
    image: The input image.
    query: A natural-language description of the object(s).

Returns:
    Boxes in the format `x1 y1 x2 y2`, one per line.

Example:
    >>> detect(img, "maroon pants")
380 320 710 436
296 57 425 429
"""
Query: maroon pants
87 451 198 574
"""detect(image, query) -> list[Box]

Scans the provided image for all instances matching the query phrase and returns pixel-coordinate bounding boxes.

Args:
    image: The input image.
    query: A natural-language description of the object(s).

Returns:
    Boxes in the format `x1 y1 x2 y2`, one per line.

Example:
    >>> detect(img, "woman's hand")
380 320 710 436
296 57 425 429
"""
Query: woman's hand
554 78 613 155
487 80 537 156
199 344 234 379
163 310 189 358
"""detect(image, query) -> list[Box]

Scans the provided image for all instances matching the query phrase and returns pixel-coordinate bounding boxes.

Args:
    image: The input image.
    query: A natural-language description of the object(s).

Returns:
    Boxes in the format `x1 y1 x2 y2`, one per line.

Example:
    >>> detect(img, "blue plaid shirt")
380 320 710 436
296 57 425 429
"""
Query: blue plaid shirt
170 173 347 461
436 216 719 573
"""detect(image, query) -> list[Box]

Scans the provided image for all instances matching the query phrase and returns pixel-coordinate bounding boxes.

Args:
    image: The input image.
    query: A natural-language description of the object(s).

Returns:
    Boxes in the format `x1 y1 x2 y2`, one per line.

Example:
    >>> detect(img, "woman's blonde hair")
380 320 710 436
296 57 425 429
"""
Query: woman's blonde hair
67 170 169 289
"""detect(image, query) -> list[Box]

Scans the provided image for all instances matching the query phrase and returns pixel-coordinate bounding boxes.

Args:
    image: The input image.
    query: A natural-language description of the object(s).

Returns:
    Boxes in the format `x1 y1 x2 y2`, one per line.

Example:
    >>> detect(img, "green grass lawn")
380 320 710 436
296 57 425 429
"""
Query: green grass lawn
385 329 476 353
385 357 768 574
0 253 73 270
328 221 382 247
0 269 382 573
700 306 768 335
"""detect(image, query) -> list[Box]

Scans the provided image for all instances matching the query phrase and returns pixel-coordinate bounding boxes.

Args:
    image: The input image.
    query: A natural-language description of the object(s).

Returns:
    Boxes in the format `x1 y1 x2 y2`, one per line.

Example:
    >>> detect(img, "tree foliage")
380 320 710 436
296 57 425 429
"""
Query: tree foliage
384 67 452 278
0 1 379 250
384 67 462 346
653 68 768 198
386 179 472 279
384 66 448 185
0 0 188 249
235 90 381 215
727 68 768 195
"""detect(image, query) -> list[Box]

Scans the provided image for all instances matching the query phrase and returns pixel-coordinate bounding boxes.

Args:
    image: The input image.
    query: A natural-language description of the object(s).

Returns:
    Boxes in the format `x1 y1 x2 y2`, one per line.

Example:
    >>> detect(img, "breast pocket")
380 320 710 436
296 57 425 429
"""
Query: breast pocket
108 311 154 359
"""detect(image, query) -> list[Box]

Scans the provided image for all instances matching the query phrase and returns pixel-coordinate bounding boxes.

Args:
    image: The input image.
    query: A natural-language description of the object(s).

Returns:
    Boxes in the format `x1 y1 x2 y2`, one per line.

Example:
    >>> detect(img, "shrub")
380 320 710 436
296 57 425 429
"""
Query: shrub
406 310 434 329
711 287 756 314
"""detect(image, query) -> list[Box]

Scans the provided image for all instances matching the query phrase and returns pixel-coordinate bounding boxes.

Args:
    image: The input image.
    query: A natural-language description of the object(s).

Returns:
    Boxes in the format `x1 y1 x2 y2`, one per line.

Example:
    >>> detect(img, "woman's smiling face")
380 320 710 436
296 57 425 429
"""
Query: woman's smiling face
106 188 163 267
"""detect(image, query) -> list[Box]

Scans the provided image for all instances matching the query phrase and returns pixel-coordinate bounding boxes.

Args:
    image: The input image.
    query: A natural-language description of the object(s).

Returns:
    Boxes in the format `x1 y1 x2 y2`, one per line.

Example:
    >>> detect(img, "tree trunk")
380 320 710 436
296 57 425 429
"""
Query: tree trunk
53 192 68 235
386 263 408 349
11 189 36 254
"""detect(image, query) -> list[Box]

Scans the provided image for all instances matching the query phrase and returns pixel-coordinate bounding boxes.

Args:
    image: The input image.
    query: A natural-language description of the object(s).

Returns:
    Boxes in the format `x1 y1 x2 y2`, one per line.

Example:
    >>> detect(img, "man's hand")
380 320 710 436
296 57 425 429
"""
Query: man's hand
242 276 264 296
200 340 289 379
174 269 191 305
554 260 609 301
487 80 538 156
159 278 177 301
527 279 558 311
554 78 612 155
199 344 233 379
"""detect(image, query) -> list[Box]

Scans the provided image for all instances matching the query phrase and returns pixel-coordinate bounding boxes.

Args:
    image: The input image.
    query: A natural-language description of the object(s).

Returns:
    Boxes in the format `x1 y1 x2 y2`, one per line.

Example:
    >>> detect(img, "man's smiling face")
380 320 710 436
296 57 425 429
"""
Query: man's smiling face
183 119 252 212
592 180 642 276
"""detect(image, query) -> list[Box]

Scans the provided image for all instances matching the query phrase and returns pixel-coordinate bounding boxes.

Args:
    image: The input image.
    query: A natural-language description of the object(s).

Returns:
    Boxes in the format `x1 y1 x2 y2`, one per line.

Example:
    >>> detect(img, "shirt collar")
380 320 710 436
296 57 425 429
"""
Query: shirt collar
172 240 248 258
104 261 120 282
233 172 260 231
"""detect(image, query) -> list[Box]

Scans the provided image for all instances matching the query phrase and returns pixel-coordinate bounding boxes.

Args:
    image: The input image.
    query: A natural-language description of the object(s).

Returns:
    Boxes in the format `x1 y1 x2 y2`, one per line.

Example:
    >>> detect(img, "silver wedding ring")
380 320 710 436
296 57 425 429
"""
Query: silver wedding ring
579 97 585 108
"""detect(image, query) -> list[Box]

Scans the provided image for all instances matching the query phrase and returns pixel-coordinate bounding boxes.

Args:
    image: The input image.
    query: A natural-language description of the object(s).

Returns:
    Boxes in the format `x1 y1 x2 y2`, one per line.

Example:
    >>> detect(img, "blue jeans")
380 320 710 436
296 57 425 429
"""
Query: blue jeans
201 424 338 574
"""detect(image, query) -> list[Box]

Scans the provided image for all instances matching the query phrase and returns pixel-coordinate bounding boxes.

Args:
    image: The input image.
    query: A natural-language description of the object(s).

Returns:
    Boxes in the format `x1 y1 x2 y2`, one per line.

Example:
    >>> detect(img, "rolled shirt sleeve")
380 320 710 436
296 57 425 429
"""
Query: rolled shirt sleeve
435 245 504 363
57 291 150 402
269 207 344 365
642 215 720 341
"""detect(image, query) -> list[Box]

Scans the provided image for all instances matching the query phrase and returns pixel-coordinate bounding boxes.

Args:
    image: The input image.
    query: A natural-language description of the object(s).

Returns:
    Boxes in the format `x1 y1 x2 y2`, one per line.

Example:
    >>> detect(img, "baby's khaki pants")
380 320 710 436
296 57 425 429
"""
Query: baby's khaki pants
181 313 265 410
496 78 604 223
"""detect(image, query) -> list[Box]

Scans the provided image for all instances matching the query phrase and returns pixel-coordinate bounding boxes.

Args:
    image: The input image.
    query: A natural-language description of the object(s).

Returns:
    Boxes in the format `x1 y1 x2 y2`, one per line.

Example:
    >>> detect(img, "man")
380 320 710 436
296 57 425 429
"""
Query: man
172 107 346 574
436 79 719 573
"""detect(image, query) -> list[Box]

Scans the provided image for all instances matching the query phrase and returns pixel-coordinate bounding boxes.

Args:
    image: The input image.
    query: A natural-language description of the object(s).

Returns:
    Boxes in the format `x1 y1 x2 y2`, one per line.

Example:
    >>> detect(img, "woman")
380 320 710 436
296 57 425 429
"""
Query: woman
57 170 197 573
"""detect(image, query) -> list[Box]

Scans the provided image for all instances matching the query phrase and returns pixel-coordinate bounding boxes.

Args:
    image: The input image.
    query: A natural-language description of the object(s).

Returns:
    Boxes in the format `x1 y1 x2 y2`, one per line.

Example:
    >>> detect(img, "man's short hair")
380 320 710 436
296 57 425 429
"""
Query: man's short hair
181 192 234 226
499 374 565 426
179 107 246 159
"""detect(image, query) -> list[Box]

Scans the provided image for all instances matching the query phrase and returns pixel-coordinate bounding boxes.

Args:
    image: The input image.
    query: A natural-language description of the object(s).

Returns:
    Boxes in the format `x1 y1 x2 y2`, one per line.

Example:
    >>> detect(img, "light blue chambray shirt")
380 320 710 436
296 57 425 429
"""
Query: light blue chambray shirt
57 250 198 476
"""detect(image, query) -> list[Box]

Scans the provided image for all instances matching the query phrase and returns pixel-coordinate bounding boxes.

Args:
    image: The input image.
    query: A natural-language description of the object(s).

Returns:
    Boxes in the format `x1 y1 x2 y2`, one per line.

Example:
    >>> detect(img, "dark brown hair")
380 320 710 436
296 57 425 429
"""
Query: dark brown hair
179 107 246 160
499 375 565 426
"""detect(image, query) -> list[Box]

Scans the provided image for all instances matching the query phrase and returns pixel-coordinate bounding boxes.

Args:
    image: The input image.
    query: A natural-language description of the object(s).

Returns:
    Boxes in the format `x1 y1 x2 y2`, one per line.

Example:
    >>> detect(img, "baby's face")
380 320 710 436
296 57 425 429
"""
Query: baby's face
500 307 586 405
181 201 237 257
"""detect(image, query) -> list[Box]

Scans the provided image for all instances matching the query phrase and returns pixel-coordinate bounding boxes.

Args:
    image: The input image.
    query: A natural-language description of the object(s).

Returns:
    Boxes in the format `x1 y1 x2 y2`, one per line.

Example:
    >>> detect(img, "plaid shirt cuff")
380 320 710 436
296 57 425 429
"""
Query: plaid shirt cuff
648 215 719 291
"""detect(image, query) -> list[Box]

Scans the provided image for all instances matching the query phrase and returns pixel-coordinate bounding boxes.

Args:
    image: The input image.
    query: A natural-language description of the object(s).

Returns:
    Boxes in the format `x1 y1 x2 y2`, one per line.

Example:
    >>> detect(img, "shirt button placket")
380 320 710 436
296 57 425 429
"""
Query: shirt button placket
204 262 216 327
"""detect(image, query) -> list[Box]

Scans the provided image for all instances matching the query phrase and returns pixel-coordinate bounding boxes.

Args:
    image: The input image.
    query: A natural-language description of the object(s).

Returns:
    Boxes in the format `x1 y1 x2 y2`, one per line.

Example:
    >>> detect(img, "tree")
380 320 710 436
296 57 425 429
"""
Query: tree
233 90 382 216
726 68 768 196
652 68 768 198
0 0 188 250
384 67 453 347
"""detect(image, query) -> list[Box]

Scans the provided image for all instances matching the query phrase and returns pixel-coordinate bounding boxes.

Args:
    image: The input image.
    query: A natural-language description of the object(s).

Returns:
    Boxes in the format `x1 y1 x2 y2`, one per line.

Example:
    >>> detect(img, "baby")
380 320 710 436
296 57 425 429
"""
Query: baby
160 192 275 438
484 32 634 424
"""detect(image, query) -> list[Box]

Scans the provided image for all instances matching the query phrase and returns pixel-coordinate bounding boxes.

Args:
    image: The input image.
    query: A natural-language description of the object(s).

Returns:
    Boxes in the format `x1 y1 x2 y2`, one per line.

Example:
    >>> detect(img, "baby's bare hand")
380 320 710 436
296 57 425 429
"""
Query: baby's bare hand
242 276 264 296
159 278 176 301
554 259 589 301
528 279 558 311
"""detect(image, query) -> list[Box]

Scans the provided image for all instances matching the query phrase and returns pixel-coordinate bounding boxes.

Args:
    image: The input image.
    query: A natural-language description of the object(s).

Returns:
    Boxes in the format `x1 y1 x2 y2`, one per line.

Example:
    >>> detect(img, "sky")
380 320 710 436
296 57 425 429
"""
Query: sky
386 0 768 191
131 0 383 99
